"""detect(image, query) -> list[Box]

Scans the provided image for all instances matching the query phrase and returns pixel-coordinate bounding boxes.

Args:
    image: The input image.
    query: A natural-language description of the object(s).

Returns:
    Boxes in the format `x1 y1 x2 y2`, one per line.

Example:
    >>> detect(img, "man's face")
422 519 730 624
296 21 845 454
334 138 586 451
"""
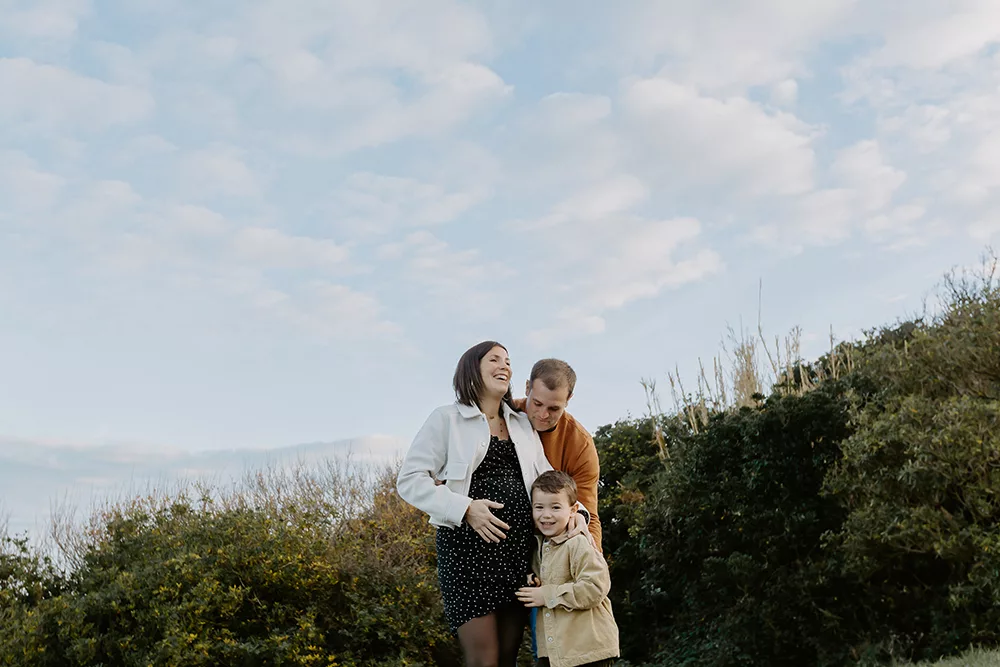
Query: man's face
524 379 571 432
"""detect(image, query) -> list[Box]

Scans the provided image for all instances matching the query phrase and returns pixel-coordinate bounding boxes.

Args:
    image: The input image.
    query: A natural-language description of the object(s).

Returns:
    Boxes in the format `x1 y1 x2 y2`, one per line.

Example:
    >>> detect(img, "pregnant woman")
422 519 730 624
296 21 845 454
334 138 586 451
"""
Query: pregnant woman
397 341 553 667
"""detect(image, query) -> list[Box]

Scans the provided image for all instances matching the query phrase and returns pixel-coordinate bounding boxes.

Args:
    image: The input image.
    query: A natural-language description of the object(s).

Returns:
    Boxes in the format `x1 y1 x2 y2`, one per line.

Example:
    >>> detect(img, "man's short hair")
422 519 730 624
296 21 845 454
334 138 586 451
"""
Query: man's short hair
528 359 577 396
531 470 578 505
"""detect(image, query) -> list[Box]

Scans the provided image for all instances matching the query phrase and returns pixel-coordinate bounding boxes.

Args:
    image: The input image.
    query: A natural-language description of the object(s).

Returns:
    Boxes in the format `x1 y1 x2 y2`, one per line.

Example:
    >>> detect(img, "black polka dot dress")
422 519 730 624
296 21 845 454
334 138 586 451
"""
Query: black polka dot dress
436 435 534 633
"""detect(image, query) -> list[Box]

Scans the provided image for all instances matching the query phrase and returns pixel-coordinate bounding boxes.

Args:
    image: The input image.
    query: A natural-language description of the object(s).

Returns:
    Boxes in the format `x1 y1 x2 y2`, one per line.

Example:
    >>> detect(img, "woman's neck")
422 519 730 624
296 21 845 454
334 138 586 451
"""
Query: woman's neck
478 395 503 419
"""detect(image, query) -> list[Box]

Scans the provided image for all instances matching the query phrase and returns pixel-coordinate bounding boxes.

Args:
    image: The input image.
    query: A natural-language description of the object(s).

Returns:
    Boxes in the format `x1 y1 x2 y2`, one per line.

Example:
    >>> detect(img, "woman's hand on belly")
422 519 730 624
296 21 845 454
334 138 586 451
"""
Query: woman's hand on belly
464 499 509 542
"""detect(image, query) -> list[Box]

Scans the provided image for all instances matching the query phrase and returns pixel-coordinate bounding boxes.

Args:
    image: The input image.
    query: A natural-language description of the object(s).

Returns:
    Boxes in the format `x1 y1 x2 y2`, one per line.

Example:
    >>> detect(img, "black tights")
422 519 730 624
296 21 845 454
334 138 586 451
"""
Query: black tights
456 602 529 667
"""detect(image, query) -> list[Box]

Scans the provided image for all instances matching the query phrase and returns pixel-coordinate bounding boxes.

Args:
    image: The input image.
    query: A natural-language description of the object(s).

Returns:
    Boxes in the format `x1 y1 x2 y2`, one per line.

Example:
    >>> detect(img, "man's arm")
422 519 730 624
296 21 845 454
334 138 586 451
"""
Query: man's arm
566 430 602 551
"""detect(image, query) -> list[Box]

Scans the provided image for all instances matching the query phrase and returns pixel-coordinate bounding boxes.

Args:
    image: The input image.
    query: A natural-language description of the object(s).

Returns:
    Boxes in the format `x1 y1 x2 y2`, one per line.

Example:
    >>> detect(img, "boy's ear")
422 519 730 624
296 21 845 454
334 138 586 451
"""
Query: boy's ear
569 503 578 514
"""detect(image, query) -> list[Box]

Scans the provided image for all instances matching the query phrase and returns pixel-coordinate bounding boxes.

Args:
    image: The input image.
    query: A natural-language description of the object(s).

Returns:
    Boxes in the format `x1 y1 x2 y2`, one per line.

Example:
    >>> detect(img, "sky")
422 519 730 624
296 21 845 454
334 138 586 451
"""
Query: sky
3 1 1000 532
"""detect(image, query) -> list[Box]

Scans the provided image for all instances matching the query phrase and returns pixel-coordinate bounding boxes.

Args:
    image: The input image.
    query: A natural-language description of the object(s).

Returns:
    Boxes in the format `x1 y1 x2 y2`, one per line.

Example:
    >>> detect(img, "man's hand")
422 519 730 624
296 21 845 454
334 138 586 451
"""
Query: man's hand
516 586 546 608
464 499 508 543
566 513 598 549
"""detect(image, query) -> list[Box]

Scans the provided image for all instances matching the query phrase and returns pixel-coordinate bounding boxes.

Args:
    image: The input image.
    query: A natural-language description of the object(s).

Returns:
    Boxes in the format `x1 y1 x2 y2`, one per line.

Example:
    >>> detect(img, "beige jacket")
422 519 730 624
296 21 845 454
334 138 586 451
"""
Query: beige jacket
533 532 620 667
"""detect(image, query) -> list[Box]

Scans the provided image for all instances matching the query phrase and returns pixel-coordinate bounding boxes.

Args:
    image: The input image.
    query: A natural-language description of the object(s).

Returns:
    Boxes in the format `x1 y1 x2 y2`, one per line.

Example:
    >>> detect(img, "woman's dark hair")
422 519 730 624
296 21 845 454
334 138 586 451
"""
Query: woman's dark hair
453 340 514 410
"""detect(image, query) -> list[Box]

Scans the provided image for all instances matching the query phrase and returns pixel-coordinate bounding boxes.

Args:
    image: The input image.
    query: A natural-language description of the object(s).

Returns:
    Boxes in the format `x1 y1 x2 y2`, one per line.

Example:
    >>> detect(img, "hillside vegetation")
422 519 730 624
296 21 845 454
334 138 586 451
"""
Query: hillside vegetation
3 254 999 666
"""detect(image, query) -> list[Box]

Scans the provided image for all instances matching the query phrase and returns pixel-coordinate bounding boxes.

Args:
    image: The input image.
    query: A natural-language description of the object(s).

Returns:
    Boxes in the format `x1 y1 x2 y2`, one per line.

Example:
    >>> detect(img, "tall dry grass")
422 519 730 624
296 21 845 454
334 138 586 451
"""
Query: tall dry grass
45 454 390 571
642 282 853 441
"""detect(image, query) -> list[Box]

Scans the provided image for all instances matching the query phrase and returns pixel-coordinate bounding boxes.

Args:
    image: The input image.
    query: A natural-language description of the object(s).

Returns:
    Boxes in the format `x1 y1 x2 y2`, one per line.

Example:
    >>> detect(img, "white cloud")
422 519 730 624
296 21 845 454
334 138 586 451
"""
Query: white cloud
0 151 65 214
527 309 607 348
337 63 511 153
267 281 400 340
784 189 857 245
328 172 490 237
71 179 143 226
622 77 817 197
840 9 1000 252
614 0 855 92
529 174 649 229
238 0 494 81
771 79 799 107
587 218 721 310
90 41 150 86
231 227 349 269
159 1 507 156
527 217 722 345
831 140 906 212
178 146 264 199
969 219 1000 241
117 134 178 163
0 57 153 131
879 105 953 153
163 205 231 237
536 92 612 130
502 96 623 196
871 0 1000 70
1 0 90 41
387 230 514 295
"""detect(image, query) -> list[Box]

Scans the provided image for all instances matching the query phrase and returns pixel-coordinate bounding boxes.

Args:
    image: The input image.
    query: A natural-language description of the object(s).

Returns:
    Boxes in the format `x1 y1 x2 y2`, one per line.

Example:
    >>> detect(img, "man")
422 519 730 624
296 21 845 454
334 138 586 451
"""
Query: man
514 359 602 552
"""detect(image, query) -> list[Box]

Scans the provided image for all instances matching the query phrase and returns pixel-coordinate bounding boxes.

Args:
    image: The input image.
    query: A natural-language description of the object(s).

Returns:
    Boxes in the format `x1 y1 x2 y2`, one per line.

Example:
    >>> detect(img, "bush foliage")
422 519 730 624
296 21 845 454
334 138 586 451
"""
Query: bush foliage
4 256 1000 666
594 256 1000 666
0 464 457 667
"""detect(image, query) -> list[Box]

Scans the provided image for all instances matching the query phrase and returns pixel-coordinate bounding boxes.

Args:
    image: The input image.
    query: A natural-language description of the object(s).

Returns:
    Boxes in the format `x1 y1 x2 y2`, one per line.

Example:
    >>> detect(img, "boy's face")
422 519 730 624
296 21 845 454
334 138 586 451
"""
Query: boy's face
531 487 577 538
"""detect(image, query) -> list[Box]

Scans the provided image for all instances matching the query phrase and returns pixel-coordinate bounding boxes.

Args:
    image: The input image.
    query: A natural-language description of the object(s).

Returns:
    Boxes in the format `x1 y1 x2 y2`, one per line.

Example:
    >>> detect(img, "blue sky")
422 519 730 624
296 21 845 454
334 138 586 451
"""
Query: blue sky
2 1 1000 531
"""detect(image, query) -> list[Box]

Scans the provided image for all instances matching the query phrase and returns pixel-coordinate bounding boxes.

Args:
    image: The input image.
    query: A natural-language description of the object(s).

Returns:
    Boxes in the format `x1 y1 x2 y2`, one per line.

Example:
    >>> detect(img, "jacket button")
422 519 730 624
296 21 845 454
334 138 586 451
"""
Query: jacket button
547 637 553 643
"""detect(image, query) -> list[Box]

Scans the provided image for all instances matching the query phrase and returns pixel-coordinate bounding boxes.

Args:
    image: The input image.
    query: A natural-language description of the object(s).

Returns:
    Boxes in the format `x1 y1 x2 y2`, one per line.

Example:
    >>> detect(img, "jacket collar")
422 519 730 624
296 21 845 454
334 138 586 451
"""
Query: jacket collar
536 530 573 546
456 400 516 420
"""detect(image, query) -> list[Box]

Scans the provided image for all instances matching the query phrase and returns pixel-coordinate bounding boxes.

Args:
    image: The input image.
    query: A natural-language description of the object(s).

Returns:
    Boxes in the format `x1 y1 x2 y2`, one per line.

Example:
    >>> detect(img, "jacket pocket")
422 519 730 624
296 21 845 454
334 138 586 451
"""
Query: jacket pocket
440 460 470 496
441 460 469 480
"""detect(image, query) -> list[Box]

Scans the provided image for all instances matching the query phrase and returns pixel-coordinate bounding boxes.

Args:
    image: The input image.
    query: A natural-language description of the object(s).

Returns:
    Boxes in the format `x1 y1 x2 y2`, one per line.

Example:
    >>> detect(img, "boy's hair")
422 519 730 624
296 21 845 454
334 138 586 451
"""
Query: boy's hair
531 470 578 506
529 358 577 397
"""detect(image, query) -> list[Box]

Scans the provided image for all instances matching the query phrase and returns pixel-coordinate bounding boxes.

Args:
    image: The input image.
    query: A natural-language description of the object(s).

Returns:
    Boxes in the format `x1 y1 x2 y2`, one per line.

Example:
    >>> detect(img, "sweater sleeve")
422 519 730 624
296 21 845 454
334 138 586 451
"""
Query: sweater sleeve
396 409 473 527
538 538 611 611
567 430 603 551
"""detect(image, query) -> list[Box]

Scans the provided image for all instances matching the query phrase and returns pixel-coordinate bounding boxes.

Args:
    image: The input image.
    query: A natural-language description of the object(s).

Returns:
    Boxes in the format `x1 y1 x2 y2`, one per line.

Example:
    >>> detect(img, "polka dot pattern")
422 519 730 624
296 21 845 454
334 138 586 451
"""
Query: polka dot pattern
436 435 533 633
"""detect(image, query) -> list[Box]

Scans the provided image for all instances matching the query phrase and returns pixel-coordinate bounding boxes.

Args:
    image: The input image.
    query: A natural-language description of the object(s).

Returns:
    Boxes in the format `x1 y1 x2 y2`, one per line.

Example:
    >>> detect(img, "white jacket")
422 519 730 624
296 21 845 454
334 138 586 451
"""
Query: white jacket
397 401 553 528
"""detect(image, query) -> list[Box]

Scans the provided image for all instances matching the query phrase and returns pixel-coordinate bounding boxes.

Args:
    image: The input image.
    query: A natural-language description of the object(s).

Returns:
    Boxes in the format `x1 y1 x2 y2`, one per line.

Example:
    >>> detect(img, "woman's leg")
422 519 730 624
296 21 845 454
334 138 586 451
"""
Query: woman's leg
457 614 500 667
496 602 529 666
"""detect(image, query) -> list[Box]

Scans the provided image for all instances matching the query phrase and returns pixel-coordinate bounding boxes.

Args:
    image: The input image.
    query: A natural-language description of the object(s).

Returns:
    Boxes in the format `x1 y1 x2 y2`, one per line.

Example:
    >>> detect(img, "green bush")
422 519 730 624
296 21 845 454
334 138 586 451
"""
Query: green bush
632 385 858 666
593 415 676 661
0 464 457 667
825 264 1000 662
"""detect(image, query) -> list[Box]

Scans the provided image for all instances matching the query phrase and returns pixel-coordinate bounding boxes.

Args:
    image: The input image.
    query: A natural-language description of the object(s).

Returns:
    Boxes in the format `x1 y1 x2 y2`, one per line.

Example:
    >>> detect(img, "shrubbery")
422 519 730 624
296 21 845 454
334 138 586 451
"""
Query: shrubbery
595 256 1000 665
825 266 1000 661
0 463 457 667
4 257 1000 666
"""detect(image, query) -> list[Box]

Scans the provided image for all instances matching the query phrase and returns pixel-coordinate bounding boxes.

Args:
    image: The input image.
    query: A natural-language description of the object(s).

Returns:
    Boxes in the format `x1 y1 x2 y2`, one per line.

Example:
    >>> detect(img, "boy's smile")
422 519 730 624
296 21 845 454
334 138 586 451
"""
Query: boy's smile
532 487 577 538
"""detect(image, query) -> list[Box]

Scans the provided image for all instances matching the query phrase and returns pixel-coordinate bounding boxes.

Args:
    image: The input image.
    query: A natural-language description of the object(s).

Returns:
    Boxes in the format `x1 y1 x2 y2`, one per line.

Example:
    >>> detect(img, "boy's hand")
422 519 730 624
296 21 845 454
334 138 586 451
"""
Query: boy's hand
516 586 546 608
526 573 541 587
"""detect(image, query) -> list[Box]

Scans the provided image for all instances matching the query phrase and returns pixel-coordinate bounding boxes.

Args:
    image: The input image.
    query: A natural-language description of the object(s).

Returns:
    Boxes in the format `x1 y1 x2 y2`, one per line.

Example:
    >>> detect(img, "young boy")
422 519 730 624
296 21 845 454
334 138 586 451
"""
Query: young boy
516 471 620 667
